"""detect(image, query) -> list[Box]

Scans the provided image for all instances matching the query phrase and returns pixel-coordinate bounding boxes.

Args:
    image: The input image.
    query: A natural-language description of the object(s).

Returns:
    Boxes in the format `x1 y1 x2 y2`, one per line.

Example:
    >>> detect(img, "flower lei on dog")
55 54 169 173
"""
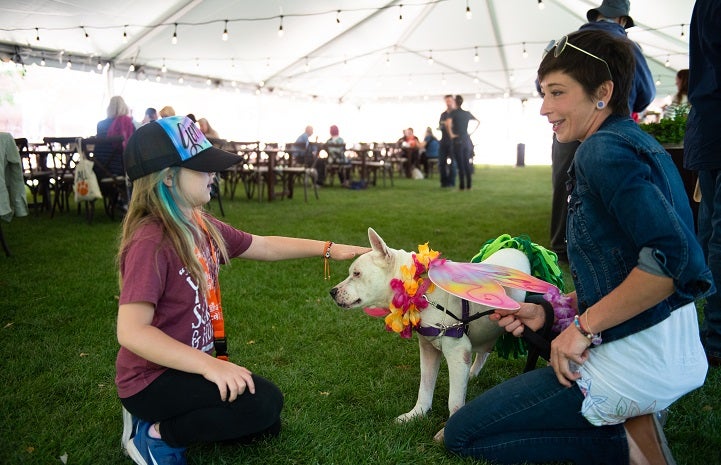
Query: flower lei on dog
364 243 442 339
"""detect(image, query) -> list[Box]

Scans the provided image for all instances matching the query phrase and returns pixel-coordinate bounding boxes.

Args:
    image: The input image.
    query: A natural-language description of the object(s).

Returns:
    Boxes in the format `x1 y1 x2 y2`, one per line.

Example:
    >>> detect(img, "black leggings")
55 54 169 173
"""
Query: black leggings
121 369 284 448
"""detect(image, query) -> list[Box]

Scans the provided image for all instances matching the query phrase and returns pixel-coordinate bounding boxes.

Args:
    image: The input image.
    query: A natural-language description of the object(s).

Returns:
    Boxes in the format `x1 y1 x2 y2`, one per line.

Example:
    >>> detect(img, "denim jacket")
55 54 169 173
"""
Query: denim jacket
567 115 714 343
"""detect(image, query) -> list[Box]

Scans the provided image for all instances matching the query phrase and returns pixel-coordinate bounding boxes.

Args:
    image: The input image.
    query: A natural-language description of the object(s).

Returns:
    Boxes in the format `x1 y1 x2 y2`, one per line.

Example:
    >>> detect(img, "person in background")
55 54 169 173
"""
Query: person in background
684 0 721 368
294 125 325 186
141 108 158 126
398 128 420 178
420 127 440 178
116 116 370 464
198 118 220 140
438 95 457 188
446 95 478 190
444 29 711 465
159 106 176 118
548 0 655 263
97 95 135 149
662 69 690 119
325 125 349 187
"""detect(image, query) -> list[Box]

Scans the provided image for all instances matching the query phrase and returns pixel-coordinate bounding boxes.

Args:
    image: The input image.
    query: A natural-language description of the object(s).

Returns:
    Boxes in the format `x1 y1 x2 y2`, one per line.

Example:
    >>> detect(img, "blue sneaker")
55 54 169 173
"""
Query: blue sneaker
126 420 187 465
121 407 140 456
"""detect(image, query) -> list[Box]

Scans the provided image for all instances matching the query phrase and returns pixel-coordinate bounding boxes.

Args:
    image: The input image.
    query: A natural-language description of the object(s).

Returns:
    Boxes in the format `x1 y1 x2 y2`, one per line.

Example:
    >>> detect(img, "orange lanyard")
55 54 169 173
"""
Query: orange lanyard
194 214 228 361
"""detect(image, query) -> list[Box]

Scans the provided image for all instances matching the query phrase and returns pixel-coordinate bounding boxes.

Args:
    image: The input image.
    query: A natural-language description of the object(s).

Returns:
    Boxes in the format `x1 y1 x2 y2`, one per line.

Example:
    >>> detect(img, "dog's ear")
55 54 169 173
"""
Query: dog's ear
368 227 393 261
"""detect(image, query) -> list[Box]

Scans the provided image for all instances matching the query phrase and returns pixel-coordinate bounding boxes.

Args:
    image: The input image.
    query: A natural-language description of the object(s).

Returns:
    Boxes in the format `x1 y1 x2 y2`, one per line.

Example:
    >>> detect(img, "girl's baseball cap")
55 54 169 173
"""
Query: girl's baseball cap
124 115 240 181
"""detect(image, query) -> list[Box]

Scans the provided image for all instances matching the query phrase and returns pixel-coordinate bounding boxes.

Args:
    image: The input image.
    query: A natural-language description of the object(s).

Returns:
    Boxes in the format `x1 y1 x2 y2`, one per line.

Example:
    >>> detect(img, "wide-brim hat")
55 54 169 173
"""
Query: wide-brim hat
587 0 635 29
124 116 240 181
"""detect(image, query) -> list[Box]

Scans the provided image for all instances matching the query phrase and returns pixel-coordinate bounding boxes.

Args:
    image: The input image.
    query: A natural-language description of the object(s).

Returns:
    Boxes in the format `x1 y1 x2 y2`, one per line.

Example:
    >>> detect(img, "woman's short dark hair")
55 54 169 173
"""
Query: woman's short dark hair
537 29 636 116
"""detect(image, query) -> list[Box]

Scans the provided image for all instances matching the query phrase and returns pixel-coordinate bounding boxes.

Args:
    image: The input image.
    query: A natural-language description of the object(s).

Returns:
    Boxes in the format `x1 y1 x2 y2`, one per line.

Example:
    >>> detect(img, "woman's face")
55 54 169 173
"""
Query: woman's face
175 168 215 209
539 70 608 143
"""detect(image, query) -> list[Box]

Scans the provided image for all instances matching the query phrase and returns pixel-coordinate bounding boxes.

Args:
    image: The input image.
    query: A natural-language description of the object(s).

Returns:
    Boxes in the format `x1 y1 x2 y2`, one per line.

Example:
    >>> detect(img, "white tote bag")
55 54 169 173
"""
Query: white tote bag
73 138 102 202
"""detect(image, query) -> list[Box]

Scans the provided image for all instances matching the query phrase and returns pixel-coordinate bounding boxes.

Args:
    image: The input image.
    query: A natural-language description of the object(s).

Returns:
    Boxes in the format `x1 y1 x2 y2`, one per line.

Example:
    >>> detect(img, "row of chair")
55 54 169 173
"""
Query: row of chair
15 136 127 223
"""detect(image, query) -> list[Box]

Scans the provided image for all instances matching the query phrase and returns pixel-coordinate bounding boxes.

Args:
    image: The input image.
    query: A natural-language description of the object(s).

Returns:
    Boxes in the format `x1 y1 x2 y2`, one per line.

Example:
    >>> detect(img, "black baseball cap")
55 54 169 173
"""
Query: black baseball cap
124 115 240 181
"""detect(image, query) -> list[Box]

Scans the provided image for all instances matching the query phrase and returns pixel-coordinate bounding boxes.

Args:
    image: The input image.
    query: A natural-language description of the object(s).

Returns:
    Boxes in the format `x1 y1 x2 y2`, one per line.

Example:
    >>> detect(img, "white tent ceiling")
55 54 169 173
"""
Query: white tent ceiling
0 0 693 104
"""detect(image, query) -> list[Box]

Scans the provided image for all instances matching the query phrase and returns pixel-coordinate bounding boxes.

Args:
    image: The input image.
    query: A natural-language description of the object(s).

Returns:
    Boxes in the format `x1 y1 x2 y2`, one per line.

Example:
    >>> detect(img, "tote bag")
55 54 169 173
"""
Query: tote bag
73 138 102 202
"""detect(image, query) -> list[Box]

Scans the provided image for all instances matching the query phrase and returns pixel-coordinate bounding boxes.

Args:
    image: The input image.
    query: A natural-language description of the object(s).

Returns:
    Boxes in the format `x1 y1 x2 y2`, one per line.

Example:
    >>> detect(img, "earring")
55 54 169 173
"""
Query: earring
596 101 605 110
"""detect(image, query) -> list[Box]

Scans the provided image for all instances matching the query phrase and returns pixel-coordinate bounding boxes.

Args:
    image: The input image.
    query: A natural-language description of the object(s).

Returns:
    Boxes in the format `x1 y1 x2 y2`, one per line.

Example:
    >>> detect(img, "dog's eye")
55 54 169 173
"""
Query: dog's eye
352 270 361 278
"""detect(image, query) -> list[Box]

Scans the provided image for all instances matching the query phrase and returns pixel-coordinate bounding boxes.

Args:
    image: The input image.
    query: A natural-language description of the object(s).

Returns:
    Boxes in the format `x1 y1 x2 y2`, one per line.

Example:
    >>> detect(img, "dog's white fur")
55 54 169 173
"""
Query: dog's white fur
330 228 530 422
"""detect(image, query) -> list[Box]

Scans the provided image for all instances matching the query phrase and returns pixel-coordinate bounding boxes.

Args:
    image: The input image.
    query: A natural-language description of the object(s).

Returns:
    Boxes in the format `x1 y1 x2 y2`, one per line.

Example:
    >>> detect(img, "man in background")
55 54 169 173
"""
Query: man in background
684 0 721 367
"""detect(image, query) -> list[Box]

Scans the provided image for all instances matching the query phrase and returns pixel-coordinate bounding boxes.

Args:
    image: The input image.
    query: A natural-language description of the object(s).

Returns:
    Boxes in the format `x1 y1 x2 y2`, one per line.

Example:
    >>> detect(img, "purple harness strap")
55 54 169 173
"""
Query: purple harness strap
416 299 471 338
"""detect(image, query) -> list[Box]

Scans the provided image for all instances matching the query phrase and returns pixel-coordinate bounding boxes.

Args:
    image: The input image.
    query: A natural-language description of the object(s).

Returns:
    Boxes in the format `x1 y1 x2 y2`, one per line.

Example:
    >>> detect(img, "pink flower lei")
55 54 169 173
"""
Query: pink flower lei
364 243 443 339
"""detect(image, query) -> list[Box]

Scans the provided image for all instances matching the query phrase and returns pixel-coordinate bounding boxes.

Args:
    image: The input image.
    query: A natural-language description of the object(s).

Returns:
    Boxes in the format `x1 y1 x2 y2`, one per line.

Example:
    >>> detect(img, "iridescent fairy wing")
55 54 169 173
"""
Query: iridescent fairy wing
427 260 559 309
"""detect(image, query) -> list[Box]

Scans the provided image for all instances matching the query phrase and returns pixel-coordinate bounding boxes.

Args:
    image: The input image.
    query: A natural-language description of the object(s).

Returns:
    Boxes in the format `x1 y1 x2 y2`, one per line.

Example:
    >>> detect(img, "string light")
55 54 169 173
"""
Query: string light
222 20 228 41
96 58 102 70
522 42 528 58
40 54 46 66
206 78 212 86
474 46 479 62
178 76 184 84
385 52 391 66
427 50 434 65
336 9 341 24
171 23 178 44
665 55 670 67
161 58 167 73
66 56 72 69
537 0 545 10
123 25 128 43
278 15 284 37
680 23 685 37
82 26 89 40
35 27 40 42
129 63 135 72
655 76 661 86
466 0 472 19
304 56 310 72
399 4 403 20
155 74 161 82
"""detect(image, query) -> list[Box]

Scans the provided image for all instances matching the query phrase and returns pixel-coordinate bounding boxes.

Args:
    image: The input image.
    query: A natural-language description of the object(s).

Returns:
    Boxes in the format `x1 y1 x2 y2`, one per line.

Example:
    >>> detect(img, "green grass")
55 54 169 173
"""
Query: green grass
1 166 719 464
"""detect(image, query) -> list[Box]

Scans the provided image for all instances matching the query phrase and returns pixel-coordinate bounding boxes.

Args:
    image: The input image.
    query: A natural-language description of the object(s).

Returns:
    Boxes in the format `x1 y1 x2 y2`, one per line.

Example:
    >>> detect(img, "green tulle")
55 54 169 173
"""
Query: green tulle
471 234 565 359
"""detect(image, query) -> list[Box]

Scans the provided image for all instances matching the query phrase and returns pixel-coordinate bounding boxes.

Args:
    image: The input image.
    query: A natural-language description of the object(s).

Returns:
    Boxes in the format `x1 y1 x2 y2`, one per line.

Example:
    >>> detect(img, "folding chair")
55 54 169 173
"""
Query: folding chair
83 136 126 222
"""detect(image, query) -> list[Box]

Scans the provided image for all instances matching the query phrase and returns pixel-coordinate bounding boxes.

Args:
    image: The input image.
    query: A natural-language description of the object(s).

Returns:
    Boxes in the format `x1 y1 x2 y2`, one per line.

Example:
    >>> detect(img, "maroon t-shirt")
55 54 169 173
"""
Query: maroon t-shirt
115 216 252 398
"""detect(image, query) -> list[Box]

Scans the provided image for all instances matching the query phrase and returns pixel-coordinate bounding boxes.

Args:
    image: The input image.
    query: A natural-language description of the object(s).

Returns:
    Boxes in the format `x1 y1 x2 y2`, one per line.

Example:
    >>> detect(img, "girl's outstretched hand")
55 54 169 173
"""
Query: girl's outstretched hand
330 244 372 260
202 357 256 402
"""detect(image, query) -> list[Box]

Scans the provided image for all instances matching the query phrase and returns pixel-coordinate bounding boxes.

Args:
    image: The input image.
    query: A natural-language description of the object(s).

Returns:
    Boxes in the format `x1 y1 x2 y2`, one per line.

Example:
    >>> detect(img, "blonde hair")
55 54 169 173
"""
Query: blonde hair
159 106 176 118
118 167 229 294
107 95 130 119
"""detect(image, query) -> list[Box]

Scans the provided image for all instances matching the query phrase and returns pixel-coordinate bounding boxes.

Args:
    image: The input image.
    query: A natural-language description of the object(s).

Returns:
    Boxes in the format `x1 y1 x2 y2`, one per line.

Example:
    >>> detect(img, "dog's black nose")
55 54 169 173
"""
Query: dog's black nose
329 288 338 298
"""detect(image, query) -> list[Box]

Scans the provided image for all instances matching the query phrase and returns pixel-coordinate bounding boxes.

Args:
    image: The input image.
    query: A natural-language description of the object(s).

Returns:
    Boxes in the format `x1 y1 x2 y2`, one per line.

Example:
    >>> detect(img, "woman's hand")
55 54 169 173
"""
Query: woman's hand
549 324 591 387
201 357 256 402
490 303 547 336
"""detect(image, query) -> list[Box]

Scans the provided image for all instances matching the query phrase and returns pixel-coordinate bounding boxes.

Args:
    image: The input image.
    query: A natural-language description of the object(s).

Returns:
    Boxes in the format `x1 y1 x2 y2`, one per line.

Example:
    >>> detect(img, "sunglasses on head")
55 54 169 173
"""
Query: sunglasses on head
544 35 613 81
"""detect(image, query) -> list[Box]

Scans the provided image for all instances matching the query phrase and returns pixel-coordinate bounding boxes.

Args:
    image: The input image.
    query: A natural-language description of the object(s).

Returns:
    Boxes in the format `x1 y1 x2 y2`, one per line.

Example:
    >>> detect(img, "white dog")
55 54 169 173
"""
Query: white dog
330 228 530 423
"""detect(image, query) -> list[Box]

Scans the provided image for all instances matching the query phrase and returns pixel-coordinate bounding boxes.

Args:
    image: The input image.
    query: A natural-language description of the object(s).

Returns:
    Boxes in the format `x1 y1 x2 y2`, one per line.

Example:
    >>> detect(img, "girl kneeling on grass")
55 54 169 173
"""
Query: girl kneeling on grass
115 116 370 465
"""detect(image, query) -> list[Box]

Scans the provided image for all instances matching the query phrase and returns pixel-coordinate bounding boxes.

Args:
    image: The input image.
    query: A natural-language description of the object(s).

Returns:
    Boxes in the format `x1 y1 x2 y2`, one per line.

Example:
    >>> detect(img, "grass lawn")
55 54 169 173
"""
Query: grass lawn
1 165 719 464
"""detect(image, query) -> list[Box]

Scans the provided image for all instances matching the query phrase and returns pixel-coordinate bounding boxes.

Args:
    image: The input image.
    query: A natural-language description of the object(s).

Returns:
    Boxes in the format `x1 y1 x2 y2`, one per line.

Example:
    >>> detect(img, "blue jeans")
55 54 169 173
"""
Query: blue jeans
444 366 629 464
452 137 472 190
697 169 721 358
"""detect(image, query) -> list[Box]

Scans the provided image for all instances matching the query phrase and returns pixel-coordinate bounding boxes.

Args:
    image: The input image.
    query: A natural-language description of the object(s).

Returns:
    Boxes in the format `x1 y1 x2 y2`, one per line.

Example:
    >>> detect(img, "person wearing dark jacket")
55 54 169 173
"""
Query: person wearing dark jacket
684 0 721 368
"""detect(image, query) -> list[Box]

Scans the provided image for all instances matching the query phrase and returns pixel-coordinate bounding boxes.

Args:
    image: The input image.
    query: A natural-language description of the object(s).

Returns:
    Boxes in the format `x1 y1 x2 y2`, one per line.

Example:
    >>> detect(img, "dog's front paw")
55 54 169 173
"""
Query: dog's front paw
395 407 428 423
